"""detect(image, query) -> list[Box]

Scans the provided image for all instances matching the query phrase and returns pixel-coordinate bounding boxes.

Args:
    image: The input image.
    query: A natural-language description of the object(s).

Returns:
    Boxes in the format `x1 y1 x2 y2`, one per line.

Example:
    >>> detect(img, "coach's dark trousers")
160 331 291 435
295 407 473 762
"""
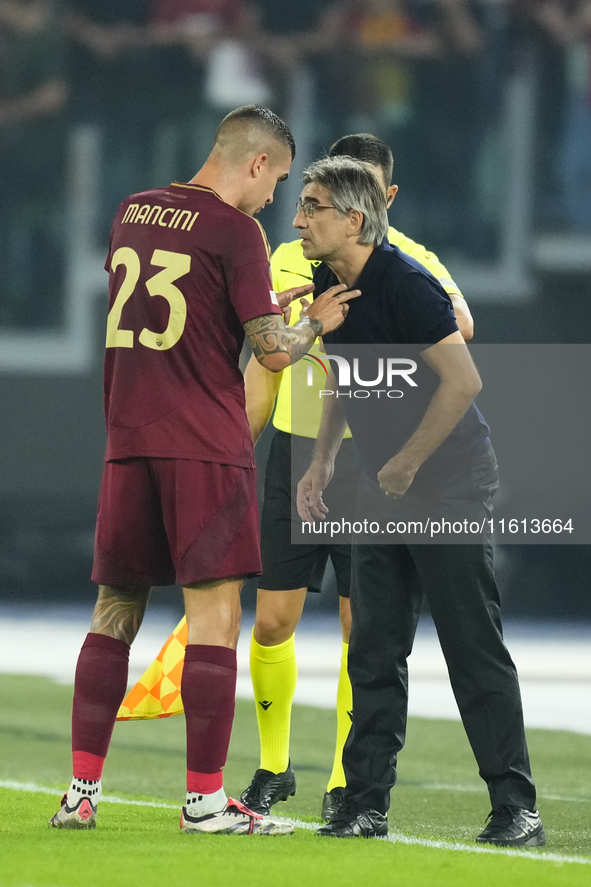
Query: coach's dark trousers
343 541 537 815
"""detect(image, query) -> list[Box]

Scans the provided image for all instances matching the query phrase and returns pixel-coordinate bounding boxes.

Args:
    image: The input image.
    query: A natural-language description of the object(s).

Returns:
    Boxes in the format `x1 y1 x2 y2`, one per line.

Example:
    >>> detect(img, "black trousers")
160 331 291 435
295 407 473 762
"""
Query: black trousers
344 541 537 815
259 431 359 595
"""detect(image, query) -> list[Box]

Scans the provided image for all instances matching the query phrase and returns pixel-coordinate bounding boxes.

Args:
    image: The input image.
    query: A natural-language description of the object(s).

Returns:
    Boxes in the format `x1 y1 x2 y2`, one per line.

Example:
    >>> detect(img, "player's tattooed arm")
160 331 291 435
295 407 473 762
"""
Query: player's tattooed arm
244 283 361 372
90 585 151 644
245 313 323 369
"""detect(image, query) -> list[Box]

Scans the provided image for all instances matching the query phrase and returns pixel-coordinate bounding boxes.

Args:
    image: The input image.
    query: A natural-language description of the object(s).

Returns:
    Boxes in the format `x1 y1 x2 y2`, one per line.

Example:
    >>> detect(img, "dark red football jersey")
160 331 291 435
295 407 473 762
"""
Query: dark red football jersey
102 182 280 466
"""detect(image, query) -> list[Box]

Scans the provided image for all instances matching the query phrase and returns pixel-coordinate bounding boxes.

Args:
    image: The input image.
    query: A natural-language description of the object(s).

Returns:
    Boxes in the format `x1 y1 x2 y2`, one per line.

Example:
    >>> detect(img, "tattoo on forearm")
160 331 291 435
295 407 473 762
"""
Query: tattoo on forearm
90 585 150 644
245 314 322 364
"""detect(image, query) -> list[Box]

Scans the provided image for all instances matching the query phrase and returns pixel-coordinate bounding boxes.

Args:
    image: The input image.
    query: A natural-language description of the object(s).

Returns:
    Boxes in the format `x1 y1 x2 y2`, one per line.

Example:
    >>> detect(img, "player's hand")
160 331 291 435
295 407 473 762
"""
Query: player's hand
297 460 334 523
276 283 315 310
305 284 361 335
277 283 315 327
377 454 418 499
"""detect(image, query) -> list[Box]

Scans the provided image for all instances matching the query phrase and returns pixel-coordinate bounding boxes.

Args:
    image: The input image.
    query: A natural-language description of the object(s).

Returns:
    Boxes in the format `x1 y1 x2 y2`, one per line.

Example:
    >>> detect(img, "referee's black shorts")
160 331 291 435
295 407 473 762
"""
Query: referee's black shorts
258 431 361 597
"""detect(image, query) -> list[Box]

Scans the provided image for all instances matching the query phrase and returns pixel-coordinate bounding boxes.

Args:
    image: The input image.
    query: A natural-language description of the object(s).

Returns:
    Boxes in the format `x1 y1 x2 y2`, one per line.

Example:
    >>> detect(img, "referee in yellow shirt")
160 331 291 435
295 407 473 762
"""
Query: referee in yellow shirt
240 134 474 821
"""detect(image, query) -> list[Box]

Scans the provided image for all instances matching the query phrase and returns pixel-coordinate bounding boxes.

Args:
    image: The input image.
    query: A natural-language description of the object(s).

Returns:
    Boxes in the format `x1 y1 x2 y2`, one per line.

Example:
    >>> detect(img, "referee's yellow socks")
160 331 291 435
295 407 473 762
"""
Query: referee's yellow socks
327 641 352 792
250 631 297 775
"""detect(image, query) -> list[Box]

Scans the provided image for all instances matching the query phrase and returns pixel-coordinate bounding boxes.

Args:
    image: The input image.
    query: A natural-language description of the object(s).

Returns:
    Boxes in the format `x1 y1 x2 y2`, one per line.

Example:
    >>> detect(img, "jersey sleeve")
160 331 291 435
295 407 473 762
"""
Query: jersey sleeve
388 228 463 298
226 215 281 324
397 273 459 345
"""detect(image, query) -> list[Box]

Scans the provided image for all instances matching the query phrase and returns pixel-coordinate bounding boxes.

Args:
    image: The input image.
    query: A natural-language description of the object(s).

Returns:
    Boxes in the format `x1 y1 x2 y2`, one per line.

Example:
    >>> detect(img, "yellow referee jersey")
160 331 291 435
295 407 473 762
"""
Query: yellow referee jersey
272 229 464 439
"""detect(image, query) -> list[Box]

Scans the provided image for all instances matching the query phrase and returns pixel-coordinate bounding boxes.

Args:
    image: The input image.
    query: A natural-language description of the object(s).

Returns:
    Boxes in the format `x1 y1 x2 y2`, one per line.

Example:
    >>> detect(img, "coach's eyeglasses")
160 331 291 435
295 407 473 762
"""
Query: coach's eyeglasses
296 200 338 217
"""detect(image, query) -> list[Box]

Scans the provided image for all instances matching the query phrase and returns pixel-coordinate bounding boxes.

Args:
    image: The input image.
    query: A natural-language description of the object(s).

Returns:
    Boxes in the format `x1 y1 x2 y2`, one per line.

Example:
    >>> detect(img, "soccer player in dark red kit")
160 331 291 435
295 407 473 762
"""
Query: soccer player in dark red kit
49 105 359 836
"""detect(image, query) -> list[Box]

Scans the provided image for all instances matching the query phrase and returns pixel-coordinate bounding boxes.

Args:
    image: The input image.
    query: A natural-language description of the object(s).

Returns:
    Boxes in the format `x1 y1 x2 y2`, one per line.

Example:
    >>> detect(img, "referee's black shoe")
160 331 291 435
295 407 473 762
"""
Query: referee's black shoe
322 787 346 821
476 807 546 847
317 805 388 838
239 765 296 815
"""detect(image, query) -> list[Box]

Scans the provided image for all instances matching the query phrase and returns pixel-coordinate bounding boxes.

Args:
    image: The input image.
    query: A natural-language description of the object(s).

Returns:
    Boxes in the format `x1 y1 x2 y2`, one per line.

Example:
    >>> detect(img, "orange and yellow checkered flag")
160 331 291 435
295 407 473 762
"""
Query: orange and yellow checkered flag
117 617 188 720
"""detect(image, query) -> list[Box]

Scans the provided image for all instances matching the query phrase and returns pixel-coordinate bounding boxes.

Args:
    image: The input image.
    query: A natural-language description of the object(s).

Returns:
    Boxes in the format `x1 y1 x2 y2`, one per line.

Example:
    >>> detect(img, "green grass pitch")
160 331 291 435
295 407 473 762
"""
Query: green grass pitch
0 674 590 887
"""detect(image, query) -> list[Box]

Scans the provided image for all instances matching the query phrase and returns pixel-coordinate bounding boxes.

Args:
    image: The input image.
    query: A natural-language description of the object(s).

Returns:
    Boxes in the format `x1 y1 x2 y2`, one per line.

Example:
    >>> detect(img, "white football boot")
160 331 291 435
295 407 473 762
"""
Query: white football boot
180 797 294 835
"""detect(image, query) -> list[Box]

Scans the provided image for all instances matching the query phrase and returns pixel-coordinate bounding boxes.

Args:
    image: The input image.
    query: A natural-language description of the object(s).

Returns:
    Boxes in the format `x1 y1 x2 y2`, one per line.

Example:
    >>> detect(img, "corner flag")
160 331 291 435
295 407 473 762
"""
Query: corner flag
117 617 187 720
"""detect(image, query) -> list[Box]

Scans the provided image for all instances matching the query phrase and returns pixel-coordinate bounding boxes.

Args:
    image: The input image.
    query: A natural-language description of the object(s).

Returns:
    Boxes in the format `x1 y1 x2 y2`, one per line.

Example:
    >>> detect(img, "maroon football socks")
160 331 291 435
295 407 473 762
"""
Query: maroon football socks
71 633 130 780
70 635 237 801
182 644 237 794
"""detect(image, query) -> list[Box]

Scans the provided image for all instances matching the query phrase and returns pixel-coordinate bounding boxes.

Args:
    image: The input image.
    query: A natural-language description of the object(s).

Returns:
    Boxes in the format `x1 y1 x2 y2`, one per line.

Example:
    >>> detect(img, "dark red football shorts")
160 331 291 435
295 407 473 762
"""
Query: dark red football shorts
92 457 261 587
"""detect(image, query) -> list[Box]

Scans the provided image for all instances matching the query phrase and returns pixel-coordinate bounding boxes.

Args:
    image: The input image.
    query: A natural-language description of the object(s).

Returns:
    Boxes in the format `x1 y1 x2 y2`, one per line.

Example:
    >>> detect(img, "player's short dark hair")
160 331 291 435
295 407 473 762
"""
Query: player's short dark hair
303 156 389 246
215 105 296 160
329 134 394 186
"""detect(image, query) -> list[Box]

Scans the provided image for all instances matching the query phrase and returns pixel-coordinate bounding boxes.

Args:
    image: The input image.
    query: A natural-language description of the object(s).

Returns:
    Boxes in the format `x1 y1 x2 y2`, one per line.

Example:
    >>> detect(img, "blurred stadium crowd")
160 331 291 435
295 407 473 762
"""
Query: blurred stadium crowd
1 0 591 328
1 2 590 620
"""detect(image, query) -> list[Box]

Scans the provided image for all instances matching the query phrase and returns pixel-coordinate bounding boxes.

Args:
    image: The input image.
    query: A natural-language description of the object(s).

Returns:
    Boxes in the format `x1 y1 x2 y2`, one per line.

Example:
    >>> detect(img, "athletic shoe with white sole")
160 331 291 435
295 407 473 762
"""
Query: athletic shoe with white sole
49 794 97 830
180 798 294 835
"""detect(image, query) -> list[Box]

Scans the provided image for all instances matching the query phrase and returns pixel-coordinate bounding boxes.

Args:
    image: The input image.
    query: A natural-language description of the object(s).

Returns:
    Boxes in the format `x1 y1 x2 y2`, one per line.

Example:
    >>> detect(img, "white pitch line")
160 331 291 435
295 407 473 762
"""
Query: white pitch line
281 818 591 866
383 831 591 866
0 780 177 809
2 781 590 867
415 782 591 804
3 778 586 808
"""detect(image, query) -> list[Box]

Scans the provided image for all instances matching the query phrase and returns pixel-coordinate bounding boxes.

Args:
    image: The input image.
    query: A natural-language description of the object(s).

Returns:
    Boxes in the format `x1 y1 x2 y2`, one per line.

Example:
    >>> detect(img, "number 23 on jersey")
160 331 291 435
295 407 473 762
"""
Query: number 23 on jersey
106 247 191 350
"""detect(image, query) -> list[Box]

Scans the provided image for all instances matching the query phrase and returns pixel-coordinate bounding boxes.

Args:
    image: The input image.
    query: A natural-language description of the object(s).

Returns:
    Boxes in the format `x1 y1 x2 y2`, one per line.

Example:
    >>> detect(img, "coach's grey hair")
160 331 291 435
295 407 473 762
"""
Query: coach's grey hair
302 156 389 246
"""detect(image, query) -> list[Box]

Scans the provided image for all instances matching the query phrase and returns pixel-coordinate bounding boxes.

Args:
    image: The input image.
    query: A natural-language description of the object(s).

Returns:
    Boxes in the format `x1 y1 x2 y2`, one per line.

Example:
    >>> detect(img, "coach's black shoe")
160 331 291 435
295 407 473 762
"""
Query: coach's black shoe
317 806 388 838
476 807 546 847
322 787 346 822
239 765 296 815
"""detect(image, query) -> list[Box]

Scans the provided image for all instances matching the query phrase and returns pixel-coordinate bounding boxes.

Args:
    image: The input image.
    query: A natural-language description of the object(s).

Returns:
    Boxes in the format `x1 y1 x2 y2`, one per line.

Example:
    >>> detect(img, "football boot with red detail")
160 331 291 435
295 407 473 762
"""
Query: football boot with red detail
49 793 97 829
180 797 294 835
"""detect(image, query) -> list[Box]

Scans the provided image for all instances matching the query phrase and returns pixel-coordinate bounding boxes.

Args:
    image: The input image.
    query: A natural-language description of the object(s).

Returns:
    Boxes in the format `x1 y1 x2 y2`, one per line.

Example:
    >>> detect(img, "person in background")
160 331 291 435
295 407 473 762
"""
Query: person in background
0 0 69 328
530 0 591 231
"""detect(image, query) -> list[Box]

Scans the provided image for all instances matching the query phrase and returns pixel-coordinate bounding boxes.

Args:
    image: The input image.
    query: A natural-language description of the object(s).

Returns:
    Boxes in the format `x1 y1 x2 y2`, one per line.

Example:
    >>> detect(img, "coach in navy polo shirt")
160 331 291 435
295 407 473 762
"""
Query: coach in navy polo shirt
295 156 544 847
317 236 490 490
